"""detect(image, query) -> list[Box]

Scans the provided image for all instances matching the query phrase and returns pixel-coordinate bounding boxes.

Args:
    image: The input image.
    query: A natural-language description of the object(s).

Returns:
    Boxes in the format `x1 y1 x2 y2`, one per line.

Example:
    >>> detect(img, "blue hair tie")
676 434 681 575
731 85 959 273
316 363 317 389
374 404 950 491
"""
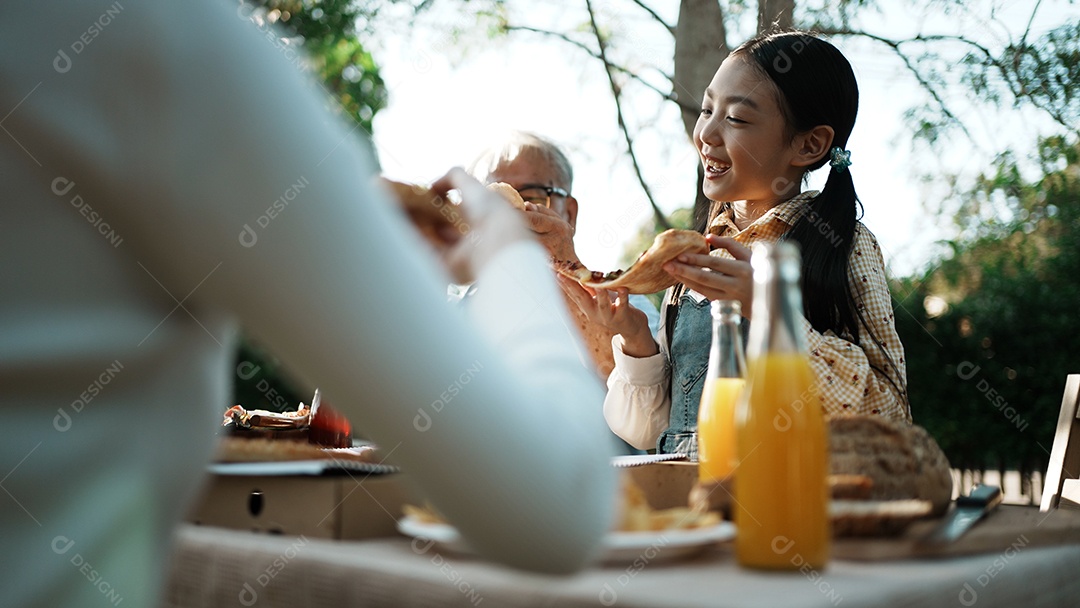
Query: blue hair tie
829 146 852 172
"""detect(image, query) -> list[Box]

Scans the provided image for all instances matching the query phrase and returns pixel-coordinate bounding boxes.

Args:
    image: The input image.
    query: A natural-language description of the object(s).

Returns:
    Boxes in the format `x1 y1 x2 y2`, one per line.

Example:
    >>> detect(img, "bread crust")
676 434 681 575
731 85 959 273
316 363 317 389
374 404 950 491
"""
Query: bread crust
829 416 954 516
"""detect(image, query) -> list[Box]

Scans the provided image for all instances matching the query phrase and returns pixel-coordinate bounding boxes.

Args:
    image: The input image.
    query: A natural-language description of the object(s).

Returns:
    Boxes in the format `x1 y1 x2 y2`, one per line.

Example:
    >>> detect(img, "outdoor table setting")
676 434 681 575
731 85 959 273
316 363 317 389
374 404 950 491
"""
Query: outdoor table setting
166 434 1080 608
162 522 1080 608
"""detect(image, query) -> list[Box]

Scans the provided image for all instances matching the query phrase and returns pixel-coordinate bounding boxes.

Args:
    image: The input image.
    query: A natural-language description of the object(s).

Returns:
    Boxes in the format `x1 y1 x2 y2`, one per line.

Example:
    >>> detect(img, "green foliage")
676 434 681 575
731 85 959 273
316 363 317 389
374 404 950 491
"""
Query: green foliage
804 6 1078 148
962 21 1080 139
247 0 387 132
895 136 1080 476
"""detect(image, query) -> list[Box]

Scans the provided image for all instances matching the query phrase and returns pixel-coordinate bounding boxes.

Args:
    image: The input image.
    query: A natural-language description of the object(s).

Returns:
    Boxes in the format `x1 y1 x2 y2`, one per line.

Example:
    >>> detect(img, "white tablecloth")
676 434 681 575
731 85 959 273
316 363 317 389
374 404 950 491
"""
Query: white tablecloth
162 523 1080 608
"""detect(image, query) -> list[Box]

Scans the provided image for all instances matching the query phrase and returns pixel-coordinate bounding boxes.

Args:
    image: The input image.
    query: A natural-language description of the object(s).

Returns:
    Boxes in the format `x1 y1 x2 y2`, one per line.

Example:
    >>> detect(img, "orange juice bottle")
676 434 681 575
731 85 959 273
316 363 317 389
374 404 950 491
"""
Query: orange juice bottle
697 300 746 483
734 242 829 570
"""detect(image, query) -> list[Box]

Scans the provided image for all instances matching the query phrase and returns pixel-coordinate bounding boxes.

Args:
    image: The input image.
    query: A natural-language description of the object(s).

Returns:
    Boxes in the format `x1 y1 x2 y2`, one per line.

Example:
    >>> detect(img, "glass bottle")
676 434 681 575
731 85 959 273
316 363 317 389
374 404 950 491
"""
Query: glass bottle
697 300 747 483
734 242 829 570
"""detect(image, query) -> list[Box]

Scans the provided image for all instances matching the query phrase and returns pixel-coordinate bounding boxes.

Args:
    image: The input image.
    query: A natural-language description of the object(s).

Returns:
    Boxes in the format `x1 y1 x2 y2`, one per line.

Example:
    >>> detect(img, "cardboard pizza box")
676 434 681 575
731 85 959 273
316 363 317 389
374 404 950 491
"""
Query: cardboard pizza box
186 461 417 540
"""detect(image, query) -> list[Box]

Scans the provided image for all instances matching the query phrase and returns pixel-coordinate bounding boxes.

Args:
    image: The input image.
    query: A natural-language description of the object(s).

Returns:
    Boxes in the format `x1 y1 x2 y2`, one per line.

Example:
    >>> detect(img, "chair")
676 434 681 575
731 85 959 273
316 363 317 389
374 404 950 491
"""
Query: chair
1040 374 1080 511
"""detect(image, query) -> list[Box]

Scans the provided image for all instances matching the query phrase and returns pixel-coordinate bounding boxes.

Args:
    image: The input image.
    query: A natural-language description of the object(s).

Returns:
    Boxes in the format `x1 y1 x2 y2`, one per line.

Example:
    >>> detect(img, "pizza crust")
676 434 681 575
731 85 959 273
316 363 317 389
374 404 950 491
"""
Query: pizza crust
216 437 379 463
555 229 709 294
486 182 527 210
376 177 452 228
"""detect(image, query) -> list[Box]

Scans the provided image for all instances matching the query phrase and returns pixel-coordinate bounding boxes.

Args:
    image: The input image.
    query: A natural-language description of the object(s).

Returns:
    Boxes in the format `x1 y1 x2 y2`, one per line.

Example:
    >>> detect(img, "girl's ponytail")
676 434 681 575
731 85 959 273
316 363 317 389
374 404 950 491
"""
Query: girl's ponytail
786 156 860 340
788 155 908 400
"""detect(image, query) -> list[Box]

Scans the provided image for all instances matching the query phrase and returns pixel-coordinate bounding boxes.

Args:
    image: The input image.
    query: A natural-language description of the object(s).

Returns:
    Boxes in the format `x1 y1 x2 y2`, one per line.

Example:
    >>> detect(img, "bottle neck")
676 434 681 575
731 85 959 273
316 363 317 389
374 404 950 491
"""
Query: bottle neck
746 246 806 358
708 301 747 378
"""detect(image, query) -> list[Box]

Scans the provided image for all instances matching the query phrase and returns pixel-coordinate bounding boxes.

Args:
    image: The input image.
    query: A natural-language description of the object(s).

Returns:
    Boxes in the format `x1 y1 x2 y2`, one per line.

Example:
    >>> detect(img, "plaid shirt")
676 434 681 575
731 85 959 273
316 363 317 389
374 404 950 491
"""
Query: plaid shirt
707 191 911 423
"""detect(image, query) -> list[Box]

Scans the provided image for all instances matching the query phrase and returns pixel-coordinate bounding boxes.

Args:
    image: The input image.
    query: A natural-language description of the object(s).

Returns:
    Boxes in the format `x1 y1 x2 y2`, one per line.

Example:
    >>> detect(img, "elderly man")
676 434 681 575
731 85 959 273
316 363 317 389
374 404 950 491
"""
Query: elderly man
466 132 660 378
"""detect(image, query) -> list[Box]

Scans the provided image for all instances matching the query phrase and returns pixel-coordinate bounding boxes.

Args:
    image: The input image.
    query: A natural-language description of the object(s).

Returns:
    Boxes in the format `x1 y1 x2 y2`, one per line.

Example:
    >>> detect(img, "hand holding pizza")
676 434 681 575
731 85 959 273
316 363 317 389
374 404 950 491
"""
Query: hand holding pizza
522 202 579 263
430 168 534 284
557 278 658 358
663 235 754 319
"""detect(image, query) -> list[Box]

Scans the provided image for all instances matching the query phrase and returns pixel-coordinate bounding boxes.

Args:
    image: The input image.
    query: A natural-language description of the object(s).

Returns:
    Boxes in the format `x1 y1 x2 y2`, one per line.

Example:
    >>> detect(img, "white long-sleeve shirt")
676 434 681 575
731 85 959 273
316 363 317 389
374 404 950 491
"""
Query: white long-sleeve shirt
0 2 614 606
603 308 677 450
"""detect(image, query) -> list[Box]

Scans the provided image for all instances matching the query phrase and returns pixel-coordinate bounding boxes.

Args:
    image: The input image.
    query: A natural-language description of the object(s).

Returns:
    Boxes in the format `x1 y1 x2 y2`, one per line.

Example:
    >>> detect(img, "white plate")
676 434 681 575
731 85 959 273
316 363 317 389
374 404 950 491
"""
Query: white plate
396 516 734 563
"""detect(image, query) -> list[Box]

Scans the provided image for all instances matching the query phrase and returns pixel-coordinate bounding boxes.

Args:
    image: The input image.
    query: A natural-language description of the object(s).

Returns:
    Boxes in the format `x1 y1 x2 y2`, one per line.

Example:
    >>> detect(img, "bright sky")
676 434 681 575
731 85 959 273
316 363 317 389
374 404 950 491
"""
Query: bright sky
367 0 1073 279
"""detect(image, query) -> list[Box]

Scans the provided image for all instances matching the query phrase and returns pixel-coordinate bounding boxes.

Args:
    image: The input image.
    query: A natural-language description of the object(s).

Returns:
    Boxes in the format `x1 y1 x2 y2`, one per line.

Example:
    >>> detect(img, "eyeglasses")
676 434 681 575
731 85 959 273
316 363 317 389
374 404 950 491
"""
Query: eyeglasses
515 184 570 208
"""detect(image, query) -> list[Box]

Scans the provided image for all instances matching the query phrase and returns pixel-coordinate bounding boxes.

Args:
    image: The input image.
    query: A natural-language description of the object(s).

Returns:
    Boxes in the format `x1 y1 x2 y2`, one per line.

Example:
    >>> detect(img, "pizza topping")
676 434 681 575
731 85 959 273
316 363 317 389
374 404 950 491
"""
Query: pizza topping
586 269 625 282
552 229 708 294
554 260 594 282
223 404 311 430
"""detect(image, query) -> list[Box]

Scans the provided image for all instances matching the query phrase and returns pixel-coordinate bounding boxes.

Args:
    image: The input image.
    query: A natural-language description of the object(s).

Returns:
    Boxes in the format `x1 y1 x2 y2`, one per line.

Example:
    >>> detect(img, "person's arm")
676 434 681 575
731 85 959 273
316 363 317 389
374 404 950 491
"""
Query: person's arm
602 298 673 449
11 1 614 573
803 225 910 423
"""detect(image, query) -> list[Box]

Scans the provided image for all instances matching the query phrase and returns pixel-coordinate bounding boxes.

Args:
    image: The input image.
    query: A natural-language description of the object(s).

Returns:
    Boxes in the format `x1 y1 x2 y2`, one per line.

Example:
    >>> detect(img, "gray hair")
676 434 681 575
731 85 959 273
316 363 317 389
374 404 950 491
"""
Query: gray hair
467 131 574 191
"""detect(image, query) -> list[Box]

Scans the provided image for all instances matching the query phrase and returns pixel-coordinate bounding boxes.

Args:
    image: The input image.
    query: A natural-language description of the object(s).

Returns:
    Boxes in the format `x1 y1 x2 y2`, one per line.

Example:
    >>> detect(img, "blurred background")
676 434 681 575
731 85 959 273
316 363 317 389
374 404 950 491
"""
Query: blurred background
230 0 1080 504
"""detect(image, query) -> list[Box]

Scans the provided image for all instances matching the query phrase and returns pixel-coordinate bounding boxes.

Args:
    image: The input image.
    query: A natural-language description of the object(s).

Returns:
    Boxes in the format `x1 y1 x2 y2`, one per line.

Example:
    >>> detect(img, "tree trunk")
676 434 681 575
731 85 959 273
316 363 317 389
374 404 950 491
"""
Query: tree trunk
758 0 795 32
673 0 728 142
673 0 727 228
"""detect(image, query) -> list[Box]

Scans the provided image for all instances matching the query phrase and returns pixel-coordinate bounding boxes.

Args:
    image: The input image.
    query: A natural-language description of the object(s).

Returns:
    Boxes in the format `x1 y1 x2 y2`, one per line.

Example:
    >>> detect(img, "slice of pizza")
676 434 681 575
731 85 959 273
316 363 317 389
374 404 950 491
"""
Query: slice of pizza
485 182 527 210
377 177 527 230
376 177 452 228
555 229 708 294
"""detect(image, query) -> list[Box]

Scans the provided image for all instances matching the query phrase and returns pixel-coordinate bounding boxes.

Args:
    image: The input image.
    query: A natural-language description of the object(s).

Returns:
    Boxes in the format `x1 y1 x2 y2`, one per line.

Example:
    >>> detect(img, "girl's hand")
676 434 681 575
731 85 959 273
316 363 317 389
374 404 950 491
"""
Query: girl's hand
663 235 754 319
557 277 658 358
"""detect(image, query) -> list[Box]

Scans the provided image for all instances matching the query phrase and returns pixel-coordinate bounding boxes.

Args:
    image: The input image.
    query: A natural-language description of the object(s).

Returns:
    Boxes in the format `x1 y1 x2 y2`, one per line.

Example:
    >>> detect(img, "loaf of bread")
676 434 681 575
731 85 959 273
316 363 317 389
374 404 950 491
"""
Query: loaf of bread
689 417 953 528
829 416 953 516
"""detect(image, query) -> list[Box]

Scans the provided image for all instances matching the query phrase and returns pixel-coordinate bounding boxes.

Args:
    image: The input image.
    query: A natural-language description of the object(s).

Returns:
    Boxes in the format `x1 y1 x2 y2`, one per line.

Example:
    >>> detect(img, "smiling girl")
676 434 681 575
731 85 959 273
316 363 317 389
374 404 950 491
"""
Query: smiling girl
563 31 910 453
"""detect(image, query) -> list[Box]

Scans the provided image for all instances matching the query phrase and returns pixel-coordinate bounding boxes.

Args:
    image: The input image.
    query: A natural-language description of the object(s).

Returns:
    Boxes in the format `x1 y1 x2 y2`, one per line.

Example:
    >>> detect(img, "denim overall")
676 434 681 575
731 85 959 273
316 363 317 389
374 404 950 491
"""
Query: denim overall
658 291 750 454
657 292 713 454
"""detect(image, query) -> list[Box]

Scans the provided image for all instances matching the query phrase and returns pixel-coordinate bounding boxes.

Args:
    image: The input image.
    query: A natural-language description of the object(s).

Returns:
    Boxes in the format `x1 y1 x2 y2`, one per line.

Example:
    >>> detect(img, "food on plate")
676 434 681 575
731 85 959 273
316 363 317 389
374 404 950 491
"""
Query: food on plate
828 474 874 500
402 503 447 525
402 477 721 534
485 182 527 210
216 437 377 463
688 477 732 516
829 416 953 516
223 403 311 430
554 229 709 294
619 476 720 532
829 499 933 537
222 400 353 449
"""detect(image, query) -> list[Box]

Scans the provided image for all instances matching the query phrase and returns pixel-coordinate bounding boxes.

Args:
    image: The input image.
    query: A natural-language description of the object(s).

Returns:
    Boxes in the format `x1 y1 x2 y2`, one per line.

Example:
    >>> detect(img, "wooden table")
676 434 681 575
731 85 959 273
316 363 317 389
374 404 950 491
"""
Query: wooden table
162 507 1080 608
